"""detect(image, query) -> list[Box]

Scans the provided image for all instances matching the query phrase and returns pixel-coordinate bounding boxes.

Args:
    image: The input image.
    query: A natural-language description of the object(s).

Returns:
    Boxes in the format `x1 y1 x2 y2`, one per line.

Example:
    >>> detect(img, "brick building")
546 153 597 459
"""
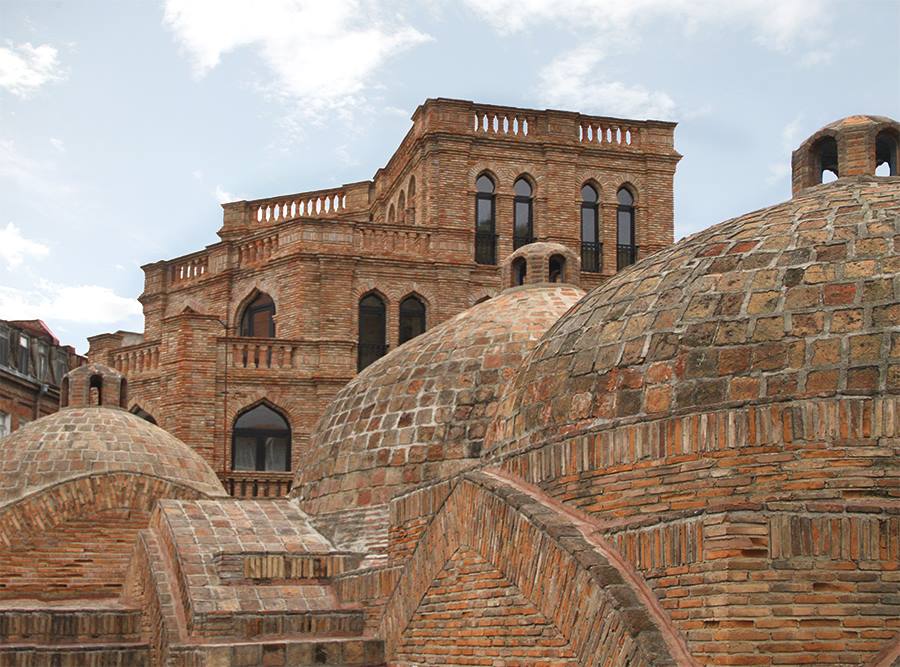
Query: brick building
0 319 82 438
0 112 895 667
88 98 680 496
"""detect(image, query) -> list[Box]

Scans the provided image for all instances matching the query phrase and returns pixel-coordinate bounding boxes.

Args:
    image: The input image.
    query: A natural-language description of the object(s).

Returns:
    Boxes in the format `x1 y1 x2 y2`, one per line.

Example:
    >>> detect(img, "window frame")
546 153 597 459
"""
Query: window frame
475 174 497 265
513 178 534 250
240 293 276 338
616 187 637 270
358 292 388 371
231 405 292 472
398 295 427 345
580 184 601 273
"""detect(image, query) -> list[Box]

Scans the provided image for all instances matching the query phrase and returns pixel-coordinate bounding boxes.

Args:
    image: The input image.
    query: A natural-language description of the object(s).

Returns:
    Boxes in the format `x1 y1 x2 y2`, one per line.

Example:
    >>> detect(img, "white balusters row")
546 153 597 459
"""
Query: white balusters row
579 123 638 146
474 112 530 137
256 192 347 223
171 257 207 282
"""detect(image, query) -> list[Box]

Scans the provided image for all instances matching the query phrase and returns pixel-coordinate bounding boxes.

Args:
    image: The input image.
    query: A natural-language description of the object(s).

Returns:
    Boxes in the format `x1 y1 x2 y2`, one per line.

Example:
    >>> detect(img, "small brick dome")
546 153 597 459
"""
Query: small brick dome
292 284 584 515
0 407 227 506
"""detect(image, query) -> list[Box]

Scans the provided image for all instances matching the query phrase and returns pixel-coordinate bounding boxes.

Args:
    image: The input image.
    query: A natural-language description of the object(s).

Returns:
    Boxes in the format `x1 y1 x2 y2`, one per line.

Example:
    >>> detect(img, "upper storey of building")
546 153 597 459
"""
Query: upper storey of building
137 98 679 307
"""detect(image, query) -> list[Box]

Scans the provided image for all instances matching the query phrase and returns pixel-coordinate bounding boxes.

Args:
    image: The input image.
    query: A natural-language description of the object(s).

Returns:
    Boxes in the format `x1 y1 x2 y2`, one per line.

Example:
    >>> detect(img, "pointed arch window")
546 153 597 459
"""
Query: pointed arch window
512 257 527 286
399 296 426 345
240 293 275 337
513 178 534 249
616 188 637 269
475 174 496 264
813 136 839 183
358 293 387 371
232 404 291 472
581 184 601 272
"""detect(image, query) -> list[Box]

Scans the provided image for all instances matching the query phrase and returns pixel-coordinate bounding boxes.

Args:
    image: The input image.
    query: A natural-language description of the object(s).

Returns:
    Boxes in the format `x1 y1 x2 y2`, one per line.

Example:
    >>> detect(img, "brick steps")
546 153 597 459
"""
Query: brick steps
0 641 149 666
0 608 142 645
173 636 384 666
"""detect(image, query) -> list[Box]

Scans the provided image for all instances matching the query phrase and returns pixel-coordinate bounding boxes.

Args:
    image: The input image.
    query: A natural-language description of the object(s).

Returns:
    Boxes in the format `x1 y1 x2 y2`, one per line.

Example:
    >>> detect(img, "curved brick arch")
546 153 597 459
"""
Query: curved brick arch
380 470 697 667
0 472 210 547
869 634 900 667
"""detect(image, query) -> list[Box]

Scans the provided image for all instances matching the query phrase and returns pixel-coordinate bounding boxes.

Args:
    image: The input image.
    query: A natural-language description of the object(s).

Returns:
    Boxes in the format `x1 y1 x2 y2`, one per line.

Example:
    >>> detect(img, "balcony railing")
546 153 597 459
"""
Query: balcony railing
617 244 639 270
220 471 293 498
358 343 388 372
581 241 603 273
475 232 497 265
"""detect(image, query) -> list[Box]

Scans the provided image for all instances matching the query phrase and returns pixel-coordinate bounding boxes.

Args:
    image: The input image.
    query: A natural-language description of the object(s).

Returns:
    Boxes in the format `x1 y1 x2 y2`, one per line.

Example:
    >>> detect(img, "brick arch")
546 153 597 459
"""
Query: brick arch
380 470 696 666
869 634 900 667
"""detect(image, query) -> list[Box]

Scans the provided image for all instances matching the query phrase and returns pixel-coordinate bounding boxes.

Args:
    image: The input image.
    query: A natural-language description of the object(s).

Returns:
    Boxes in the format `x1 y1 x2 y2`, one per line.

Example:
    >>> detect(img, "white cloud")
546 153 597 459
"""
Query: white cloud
0 223 49 269
49 137 65 152
163 0 431 120
766 114 804 184
463 0 830 53
0 138 77 199
0 280 142 325
0 42 64 97
215 185 240 203
538 46 675 119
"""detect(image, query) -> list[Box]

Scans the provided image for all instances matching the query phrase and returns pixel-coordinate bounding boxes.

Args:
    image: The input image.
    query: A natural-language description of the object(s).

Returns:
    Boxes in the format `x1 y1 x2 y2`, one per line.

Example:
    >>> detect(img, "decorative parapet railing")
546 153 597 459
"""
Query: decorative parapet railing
578 120 640 147
224 337 305 370
169 253 209 285
112 341 160 376
473 108 537 138
219 471 293 498
252 188 349 225
238 232 279 266
357 226 430 255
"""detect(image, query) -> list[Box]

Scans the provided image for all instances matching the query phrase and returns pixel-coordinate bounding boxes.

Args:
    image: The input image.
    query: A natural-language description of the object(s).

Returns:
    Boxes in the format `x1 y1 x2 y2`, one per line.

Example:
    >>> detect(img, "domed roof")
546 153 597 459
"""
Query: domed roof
292 284 584 513
486 175 900 458
0 407 227 505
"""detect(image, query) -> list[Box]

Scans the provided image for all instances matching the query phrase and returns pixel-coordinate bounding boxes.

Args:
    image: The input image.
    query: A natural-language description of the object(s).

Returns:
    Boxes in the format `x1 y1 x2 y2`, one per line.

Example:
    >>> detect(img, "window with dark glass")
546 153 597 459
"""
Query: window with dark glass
475 174 496 264
240 293 276 337
876 130 898 176
0 325 8 367
358 293 387 371
512 257 527 286
513 178 533 249
232 404 291 472
398 296 426 345
581 184 601 272
37 343 49 381
616 188 637 270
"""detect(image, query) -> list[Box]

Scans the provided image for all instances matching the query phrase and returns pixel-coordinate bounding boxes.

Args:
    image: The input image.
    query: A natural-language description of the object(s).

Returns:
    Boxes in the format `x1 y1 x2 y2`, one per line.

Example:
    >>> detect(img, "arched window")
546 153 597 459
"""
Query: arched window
512 257 527 286
549 255 565 283
89 374 102 407
813 136 839 183
240 293 275 337
130 406 157 425
581 184 601 273
408 176 417 224
616 188 637 269
232 404 291 472
513 178 534 250
388 204 395 223
398 296 426 345
876 130 898 176
475 174 496 264
397 191 406 222
358 293 387 371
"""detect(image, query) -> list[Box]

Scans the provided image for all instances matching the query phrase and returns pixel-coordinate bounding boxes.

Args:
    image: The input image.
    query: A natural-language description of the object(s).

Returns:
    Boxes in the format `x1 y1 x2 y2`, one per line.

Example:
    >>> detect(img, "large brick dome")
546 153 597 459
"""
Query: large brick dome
0 407 227 506
483 175 900 665
292 284 584 516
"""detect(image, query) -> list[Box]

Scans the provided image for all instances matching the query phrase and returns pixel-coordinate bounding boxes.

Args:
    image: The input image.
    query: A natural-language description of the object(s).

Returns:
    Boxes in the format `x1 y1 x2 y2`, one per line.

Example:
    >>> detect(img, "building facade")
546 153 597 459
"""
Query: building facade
0 319 82 438
88 98 680 495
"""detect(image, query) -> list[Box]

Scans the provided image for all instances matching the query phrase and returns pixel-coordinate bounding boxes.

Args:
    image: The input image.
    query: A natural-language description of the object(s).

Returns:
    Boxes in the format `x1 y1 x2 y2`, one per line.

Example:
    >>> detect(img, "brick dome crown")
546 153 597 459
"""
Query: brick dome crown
291 284 584 514
485 175 900 459
0 407 227 505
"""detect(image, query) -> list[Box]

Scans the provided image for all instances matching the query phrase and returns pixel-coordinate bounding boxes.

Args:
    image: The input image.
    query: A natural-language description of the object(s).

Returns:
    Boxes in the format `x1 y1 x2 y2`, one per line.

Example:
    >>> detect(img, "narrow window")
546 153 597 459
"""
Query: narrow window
358 293 387 371
398 296 426 345
876 130 898 176
813 136 839 183
240 293 276 337
549 255 565 283
581 184 601 272
89 374 103 406
475 174 496 264
0 411 9 439
513 178 534 249
17 335 30 375
397 191 406 222
0 324 8 367
512 257 527 286
37 343 49 381
387 204 395 223
232 404 291 472
616 188 637 270
408 176 416 224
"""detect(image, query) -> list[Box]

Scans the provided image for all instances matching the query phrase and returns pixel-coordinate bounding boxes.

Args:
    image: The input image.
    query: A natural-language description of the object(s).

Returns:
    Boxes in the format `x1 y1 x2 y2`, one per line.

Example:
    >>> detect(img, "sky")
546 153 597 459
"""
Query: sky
1 0 899 353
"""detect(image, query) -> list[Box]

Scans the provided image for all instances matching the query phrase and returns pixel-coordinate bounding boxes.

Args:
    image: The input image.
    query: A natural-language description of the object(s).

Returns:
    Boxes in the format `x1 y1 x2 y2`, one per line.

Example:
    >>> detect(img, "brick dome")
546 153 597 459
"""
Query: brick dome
0 407 227 506
292 285 584 516
483 175 900 665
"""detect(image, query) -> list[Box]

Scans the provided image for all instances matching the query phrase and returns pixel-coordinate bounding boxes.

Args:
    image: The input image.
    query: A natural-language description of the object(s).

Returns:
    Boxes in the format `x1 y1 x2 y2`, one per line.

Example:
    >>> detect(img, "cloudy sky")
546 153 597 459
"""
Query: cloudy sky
1 0 899 352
